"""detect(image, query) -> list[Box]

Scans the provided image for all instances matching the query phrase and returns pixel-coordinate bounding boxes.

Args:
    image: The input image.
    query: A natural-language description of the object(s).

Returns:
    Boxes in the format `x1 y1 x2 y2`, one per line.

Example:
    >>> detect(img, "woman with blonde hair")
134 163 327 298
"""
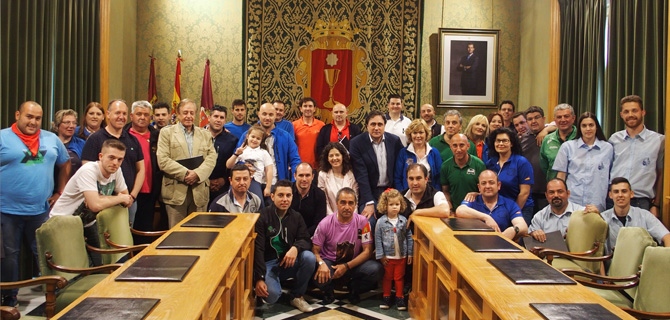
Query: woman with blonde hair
52 109 85 174
464 114 489 160
394 119 442 190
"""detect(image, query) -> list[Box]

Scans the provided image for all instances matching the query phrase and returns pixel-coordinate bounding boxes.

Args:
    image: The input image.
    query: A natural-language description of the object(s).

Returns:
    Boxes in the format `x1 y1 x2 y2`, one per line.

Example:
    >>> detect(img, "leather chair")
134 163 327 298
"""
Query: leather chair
536 209 608 273
35 216 142 313
561 227 657 308
623 246 670 318
0 276 67 319
96 206 164 264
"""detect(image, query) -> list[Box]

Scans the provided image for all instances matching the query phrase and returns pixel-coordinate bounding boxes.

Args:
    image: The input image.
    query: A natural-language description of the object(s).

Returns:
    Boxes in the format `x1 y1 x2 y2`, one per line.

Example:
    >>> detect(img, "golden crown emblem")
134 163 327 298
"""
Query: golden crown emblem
308 19 359 41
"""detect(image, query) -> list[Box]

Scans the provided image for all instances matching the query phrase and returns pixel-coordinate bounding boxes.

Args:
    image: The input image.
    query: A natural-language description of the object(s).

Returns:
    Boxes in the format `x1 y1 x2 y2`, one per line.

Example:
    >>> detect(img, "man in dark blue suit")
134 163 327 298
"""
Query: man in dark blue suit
349 110 403 223
457 43 479 95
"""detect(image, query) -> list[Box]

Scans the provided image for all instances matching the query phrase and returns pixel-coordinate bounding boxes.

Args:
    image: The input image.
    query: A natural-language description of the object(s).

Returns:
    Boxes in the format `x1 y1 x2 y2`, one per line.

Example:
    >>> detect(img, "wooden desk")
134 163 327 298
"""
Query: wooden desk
53 213 258 320
408 216 634 320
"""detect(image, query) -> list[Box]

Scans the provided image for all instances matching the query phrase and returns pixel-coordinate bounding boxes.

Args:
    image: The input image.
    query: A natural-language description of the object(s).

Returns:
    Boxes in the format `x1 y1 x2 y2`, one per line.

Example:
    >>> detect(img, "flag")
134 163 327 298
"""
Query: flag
199 59 214 127
147 55 158 104
171 53 183 124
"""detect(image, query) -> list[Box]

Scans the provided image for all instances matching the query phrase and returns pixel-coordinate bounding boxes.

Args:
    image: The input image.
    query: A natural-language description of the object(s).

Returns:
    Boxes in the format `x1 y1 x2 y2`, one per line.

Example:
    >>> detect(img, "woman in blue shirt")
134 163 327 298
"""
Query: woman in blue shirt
485 127 535 225
553 112 613 211
394 119 442 191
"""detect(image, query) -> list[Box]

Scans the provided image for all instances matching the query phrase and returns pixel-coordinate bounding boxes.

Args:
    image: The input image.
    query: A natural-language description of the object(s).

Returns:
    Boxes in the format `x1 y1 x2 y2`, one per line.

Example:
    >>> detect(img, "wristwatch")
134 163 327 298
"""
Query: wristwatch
318 260 324 266
513 226 520 235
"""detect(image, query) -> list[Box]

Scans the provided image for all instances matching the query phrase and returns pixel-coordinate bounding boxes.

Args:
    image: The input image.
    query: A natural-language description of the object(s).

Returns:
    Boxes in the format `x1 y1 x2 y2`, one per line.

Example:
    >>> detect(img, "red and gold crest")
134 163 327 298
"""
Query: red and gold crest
296 19 368 124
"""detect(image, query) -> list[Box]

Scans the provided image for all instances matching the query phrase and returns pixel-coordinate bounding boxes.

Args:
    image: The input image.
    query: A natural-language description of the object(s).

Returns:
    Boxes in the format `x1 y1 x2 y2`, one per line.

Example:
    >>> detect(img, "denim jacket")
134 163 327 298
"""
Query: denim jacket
374 214 414 259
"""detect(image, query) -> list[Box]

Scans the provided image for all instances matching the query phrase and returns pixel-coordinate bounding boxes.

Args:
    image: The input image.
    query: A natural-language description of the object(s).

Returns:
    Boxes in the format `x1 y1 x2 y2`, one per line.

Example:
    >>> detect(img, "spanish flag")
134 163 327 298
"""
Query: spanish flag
171 53 183 124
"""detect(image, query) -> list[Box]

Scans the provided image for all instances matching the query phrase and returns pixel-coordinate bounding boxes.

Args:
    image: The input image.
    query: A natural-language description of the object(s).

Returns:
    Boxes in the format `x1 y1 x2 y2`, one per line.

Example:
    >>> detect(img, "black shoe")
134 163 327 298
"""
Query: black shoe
396 297 407 311
380 296 392 309
322 290 335 305
1 295 17 308
346 291 361 305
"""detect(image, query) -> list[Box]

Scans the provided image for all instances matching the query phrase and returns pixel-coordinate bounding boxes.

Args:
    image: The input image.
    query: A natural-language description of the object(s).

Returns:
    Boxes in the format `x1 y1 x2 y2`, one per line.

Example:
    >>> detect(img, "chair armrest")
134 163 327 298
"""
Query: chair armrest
46 252 123 275
1 275 69 319
103 232 150 250
538 242 603 265
86 243 146 254
130 228 166 237
0 306 20 320
561 269 639 289
0 275 68 290
621 308 670 319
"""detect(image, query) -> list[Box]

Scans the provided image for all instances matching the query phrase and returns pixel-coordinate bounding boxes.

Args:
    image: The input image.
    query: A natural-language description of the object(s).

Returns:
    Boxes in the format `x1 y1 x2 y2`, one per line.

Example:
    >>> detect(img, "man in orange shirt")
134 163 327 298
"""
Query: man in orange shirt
293 97 325 169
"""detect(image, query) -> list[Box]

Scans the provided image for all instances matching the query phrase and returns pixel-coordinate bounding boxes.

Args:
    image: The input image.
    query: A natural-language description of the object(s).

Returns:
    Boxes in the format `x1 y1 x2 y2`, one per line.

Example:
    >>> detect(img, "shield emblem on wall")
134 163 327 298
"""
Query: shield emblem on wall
296 19 368 124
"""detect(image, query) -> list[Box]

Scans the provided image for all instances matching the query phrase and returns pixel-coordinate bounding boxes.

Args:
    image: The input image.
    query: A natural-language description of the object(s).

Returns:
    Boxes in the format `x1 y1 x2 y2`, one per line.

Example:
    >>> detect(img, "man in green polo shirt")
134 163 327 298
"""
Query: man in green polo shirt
539 103 576 181
440 134 486 211
429 109 476 161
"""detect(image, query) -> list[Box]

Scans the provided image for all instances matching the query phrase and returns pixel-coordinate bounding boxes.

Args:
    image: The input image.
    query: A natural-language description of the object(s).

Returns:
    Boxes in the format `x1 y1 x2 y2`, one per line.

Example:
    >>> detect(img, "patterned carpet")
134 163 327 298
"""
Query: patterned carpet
254 289 411 320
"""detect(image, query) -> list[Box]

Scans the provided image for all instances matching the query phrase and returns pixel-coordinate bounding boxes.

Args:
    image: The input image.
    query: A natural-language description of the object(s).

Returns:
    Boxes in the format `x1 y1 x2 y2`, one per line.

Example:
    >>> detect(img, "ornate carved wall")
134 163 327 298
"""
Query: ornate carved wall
244 0 422 124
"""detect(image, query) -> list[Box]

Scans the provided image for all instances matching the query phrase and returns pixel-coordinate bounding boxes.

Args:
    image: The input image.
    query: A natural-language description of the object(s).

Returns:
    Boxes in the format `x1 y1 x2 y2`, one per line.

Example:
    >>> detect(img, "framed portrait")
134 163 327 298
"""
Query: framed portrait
438 28 500 106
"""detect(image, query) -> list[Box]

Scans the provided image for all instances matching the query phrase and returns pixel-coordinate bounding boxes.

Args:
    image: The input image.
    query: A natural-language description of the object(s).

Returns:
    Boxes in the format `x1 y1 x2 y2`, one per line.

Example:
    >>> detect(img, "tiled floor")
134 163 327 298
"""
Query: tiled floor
16 286 412 319
254 289 412 320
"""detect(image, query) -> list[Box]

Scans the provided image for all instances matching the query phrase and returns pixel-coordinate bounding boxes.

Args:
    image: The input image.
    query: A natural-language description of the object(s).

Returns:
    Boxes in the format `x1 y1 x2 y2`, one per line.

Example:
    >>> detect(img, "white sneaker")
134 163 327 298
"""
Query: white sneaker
290 296 314 313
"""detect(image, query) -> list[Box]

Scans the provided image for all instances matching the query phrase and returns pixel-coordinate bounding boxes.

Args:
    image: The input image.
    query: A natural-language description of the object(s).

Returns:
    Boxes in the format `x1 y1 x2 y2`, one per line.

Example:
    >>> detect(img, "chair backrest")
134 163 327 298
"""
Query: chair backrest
634 246 670 312
565 210 608 273
36 216 89 281
608 227 657 298
96 206 133 264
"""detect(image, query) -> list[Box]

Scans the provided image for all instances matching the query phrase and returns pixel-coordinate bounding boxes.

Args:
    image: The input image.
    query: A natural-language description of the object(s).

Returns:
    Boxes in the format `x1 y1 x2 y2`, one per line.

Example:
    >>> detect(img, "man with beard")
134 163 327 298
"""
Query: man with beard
419 104 441 138
312 187 383 305
208 105 238 204
528 179 598 242
223 99 251 140
609 95 665 216
456 170 528 240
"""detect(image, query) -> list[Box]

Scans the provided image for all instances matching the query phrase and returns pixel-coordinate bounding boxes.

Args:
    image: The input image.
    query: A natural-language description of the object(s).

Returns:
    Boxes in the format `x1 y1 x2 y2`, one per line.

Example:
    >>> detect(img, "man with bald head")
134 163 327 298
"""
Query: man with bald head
237 102 301 182
456 170 528 240
440 134 485 210
420 104 441 138
315 103 361 158
82 99 145 226
1 101 70 307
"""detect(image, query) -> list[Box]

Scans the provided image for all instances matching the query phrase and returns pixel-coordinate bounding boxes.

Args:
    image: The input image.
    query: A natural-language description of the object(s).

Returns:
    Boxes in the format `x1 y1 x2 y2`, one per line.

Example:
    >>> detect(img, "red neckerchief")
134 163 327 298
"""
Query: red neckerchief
11 123 40 156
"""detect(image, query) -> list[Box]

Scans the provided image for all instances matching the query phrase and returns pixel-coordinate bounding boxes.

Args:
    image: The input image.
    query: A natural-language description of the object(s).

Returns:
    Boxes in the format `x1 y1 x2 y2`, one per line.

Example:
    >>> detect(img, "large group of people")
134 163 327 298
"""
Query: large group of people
0 93 667 313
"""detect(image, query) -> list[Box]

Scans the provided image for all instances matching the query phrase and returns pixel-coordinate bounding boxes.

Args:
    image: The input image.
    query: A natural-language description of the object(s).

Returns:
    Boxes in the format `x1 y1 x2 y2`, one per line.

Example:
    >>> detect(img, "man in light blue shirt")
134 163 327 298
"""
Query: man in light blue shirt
609 95 665 217
600 177 670 254
528 179 586 242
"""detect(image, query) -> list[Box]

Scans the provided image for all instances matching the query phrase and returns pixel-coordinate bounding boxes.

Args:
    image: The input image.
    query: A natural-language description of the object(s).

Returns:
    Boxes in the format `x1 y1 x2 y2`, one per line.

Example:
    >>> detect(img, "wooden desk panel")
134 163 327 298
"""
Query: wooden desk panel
409 216 633 320
53 213 258 320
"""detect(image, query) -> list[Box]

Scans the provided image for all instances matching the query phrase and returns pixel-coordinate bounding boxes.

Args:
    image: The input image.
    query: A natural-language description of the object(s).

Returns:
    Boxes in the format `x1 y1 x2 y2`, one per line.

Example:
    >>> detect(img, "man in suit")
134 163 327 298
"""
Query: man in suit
457 43 479 95
349 110 403 223
315 103 361 159
157 98 217 227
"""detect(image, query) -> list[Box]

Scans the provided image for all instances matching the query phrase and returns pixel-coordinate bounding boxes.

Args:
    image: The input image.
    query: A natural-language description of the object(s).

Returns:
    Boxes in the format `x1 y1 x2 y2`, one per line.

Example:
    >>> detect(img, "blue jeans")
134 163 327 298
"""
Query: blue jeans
128 201 137 227
1 212 48 297
248 180 266 209
314 258 383 294
264 250 316 304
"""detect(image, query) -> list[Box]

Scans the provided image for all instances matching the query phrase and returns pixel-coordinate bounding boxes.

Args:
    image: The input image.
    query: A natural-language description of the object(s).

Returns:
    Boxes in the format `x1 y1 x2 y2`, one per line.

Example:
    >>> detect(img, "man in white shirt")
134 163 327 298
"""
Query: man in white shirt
51 139 133 265
384 94 412 146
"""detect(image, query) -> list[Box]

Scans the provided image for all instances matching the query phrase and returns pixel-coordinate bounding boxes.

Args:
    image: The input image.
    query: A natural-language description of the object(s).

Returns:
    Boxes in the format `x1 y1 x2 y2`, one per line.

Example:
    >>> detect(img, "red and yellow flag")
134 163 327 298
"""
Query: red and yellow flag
147 55 158 104
199 59 213 127
171 53 183 124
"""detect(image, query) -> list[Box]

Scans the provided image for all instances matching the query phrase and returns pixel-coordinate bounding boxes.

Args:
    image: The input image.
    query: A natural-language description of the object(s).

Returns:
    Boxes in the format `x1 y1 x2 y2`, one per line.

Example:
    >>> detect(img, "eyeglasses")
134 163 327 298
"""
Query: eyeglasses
495 139 510 145
526 115 543 122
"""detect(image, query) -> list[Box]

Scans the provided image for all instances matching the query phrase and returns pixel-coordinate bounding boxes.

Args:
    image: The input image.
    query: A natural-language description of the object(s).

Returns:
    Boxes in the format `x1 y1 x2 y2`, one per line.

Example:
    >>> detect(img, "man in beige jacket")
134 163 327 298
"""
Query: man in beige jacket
157 99 217 227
